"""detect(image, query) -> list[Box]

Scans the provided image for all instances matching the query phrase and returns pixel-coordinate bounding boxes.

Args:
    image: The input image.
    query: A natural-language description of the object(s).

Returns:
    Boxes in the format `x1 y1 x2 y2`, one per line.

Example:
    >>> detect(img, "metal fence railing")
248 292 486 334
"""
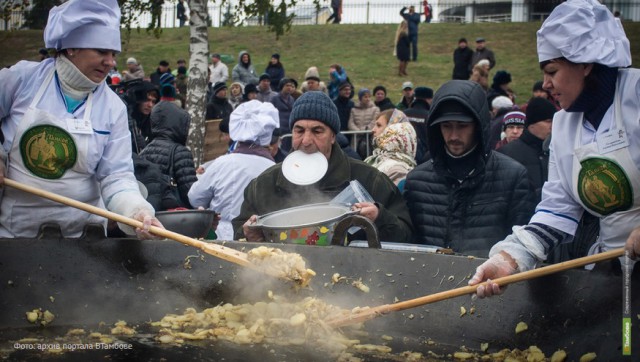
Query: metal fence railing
281 129 374 159
1 0 637 31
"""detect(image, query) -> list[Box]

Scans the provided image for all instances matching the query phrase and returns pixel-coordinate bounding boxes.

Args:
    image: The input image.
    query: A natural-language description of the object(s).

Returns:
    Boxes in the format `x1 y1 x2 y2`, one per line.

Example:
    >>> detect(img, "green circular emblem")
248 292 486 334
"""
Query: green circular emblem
19 125 77 179
577 157 633 216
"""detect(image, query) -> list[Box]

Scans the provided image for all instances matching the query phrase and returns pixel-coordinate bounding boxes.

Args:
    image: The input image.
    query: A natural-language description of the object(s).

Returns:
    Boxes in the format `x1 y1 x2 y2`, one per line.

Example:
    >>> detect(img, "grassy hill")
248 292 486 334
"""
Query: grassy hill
2 21 639 101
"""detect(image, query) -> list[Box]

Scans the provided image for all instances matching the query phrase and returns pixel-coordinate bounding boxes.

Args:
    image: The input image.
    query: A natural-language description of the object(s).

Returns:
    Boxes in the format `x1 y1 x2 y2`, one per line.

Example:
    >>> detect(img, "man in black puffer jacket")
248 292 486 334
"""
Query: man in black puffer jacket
404 86 433 165
404 80 536 257
497 97 556 202
139 87 198 209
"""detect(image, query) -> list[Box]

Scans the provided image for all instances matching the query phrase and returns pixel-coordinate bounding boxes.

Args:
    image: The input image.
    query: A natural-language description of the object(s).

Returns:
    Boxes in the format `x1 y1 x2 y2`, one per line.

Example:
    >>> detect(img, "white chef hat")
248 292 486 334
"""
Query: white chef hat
230 100 279 146
44 0 121 52
537 0 630 67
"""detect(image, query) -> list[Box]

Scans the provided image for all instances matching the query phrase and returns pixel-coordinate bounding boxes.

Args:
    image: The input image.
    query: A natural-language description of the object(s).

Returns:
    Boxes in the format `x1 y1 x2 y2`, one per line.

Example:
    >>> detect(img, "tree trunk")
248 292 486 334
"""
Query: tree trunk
186 0 209 167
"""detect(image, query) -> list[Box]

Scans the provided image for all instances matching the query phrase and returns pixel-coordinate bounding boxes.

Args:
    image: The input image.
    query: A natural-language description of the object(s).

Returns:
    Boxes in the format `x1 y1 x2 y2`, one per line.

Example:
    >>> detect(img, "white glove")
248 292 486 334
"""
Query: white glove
468 251 518 298
131 208 164 240
626 226 640 260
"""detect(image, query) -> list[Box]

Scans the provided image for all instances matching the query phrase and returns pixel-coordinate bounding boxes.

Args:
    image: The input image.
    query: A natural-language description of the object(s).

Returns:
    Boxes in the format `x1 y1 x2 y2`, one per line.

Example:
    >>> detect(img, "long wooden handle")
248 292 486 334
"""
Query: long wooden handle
328 247 625 327
3 178 251 268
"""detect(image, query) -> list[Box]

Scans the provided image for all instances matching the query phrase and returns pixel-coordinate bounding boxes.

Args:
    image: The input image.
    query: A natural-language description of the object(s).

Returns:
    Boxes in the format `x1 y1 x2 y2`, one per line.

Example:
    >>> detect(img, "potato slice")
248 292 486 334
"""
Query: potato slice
515 321 528 334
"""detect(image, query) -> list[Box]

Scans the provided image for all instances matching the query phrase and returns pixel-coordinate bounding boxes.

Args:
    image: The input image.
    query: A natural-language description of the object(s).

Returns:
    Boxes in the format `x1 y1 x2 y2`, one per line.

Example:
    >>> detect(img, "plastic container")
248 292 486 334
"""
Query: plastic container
330 180 374 206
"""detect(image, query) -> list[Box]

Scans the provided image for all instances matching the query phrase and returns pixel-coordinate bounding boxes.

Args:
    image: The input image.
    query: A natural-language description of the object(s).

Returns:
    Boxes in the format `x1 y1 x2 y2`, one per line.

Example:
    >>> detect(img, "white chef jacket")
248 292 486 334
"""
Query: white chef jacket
530 69 640 233
188 153 274 240
0 59 152 237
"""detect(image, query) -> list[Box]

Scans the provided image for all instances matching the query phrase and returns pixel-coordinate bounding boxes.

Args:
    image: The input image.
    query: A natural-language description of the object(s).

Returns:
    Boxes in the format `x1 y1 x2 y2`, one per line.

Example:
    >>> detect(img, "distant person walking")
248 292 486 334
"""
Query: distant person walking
326 0 342 24
176 0 187 27
423 0 432 23
150 0 163 28
471 37 496 69
395 20 410 76
452 38 473 80
400 5 421 61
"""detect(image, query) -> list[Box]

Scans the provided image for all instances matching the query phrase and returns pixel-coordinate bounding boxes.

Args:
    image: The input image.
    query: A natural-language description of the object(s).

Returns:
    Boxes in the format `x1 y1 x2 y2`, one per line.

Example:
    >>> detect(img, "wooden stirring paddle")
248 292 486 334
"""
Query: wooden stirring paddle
326 248 626 328
3 178 313 285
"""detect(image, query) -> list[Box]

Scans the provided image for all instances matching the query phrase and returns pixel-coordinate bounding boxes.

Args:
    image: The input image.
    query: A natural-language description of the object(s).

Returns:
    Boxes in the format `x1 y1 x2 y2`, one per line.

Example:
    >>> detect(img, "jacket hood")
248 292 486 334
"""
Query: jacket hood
230 81 245 90
150 102 191 145
427 80 492 160
237 50 251 65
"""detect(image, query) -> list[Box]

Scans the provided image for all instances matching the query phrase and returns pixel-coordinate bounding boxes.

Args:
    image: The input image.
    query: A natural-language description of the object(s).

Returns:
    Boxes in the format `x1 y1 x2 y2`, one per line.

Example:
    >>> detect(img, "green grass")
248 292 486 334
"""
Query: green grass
2 21 640 101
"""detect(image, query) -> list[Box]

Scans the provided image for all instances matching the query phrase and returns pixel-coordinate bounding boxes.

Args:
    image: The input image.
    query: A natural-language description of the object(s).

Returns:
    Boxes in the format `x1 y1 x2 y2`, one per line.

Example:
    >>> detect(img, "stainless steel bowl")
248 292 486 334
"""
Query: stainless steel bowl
253 203 356 246
155 210 215 239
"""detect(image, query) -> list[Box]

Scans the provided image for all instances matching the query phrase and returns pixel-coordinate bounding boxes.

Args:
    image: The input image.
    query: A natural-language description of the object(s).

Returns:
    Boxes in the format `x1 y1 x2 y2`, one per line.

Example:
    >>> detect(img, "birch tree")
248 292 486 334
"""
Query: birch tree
185 0 208 166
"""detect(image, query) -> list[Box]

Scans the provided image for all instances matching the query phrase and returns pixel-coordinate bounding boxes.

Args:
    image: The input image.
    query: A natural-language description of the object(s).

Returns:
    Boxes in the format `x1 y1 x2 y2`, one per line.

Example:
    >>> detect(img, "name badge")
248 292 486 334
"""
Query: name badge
66 118 93 134
596 129 629 154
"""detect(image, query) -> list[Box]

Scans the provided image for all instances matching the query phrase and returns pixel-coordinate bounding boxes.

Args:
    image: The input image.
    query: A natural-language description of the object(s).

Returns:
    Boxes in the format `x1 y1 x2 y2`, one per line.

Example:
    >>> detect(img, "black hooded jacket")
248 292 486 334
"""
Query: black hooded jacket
132 154 181 211
139 101 198 208
403 98 430 165
497 129 548 202
404 80 536 257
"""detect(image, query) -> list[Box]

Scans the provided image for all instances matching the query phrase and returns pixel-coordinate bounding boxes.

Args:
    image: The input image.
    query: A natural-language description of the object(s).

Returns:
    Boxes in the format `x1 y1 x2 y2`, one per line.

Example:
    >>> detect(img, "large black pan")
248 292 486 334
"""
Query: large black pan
0 225 638 361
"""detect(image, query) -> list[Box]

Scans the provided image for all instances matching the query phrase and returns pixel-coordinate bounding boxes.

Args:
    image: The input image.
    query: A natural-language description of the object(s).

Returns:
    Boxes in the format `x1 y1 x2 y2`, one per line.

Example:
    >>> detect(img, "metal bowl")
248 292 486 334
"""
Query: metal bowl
253 203 356 246
155 210 215 239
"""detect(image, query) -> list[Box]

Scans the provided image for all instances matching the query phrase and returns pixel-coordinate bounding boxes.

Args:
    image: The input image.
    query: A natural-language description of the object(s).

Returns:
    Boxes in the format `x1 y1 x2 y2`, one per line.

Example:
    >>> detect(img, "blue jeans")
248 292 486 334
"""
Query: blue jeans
409 33 418 61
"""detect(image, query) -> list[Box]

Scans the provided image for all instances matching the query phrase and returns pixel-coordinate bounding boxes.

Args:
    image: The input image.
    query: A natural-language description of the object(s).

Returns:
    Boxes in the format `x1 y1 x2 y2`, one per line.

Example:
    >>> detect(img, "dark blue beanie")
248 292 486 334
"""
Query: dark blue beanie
161 84 176 98
289 91 341 134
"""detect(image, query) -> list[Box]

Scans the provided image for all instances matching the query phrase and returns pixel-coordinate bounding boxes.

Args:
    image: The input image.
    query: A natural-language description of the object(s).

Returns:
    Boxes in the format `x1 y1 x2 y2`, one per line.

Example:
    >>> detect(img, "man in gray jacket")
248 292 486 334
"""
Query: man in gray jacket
404 80 536 257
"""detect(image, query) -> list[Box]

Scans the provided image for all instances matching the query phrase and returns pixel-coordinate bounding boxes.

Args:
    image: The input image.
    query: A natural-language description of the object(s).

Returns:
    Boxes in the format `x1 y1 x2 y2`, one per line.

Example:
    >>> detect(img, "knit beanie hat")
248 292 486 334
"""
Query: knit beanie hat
213 81 227 95
278 78 295 91
159 72 175 85
502 111 526 130
338 81 351 91
243 83 258 100
289 91 341 134
161 84 176 98
525 97 556 127
259 73 271 82
358 88 370 100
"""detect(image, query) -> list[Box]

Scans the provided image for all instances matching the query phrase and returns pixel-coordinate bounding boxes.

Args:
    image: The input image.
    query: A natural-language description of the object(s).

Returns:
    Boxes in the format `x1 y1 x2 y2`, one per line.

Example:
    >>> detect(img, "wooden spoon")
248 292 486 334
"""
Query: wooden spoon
3 178 293 280
326 247 625 328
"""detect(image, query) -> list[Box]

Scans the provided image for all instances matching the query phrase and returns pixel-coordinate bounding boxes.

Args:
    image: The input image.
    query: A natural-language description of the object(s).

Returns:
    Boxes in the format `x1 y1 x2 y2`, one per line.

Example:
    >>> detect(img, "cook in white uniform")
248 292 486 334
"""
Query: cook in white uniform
468 0 640 296
188 100 279 241
0 0 162 238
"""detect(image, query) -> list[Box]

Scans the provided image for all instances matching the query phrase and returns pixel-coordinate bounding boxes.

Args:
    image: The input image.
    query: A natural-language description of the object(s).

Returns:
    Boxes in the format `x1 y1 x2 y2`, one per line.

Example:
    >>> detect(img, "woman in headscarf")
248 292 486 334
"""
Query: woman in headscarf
364 109 417 186
0 0 161 239
469 0 640 297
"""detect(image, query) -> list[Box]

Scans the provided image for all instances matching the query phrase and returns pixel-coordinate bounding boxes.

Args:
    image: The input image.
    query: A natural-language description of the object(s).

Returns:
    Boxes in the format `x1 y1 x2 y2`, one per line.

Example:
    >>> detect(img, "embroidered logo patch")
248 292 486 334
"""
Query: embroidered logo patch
577 157 632 216
19 125 77 179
